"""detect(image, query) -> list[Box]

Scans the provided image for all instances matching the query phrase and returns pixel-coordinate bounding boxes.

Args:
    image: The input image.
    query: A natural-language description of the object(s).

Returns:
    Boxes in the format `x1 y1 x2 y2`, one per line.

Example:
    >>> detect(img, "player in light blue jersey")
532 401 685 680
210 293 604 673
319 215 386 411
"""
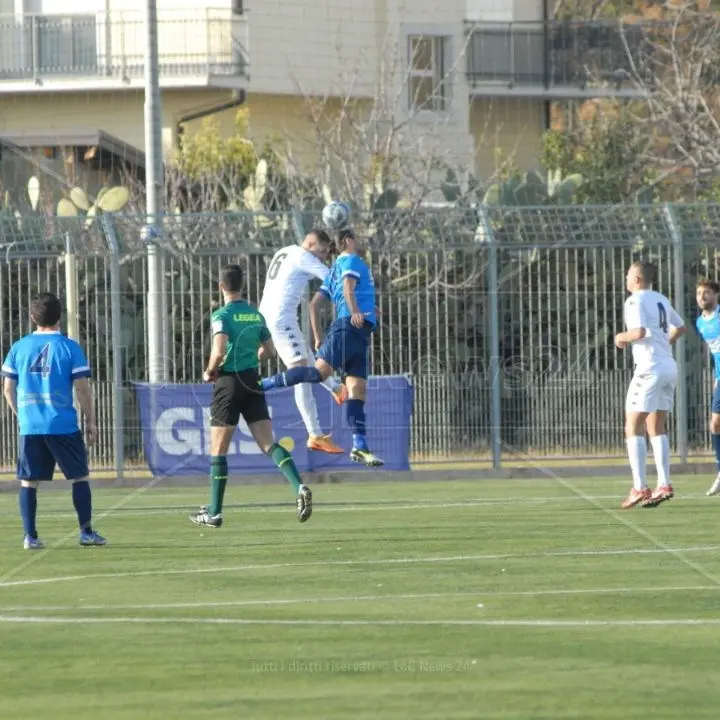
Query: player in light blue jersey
1 293 106 549
696 279 720 496
261 228 383 467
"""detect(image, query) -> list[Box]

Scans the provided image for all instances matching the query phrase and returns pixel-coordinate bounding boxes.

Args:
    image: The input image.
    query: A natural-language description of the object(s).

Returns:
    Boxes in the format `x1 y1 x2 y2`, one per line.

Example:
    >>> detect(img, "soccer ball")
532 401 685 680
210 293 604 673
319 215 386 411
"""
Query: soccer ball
322 201 350 231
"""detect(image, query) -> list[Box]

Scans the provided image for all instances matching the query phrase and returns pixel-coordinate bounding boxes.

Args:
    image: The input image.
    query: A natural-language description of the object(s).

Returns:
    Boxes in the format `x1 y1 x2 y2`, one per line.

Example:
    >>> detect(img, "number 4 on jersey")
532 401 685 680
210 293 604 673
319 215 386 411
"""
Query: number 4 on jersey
657 303 668 333
30 343 51 376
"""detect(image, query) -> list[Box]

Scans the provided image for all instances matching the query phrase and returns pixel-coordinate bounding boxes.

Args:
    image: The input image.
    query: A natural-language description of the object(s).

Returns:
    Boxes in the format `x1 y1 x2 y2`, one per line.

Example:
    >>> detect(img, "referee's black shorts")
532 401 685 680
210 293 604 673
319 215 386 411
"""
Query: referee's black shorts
210 369 270 427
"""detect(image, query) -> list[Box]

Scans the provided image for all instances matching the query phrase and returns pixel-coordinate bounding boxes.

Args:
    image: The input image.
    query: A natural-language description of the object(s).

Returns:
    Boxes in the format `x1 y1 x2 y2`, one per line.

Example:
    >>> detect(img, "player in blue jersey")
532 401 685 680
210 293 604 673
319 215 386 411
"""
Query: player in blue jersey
1 293 106 549
696 279 720 496
261 228 383 467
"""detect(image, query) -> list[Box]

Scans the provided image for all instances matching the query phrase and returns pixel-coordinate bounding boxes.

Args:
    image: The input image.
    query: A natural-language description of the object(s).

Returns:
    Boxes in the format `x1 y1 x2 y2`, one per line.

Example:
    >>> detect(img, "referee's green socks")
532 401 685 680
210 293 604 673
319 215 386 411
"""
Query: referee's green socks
208 456 228 515
269 444 302 493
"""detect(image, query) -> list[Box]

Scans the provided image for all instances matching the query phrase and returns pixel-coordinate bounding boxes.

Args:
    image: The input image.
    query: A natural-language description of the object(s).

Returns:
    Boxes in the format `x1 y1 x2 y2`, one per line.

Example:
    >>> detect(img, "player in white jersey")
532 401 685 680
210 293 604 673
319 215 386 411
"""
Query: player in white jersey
615 261 687 509
259 229 347 455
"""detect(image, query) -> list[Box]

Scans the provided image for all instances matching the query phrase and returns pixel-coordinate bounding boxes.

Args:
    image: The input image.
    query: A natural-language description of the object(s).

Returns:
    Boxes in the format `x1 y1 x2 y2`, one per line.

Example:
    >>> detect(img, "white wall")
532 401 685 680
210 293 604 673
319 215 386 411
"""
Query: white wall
245 0 379 97
465 0 512 22
386 1 474 171
32 0 216 12
466 0 543 21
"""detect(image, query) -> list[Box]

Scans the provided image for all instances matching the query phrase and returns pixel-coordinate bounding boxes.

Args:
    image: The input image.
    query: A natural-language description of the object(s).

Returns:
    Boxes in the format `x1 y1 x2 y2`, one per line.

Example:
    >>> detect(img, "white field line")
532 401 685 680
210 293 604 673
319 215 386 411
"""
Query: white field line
0 585 719 613
3 545 720 589
2 615 720 628
2 493 717 521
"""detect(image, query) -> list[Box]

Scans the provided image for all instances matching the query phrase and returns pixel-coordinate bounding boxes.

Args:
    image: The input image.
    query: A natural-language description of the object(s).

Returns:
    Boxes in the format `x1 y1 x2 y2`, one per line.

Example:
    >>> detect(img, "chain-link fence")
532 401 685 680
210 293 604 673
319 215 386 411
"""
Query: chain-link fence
1 203 719 473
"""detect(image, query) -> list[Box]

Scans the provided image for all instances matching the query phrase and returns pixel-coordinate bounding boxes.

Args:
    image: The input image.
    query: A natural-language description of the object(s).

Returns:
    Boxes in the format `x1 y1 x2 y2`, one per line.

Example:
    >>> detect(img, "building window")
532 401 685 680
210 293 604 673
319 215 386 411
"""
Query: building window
408 35 447 112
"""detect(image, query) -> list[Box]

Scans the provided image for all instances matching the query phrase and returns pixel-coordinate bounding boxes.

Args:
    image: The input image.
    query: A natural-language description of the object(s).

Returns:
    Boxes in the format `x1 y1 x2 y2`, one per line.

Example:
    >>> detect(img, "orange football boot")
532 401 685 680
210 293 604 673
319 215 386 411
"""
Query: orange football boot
621 488 652 509
307 434 344 454
331 384 348 406
641 485 674 508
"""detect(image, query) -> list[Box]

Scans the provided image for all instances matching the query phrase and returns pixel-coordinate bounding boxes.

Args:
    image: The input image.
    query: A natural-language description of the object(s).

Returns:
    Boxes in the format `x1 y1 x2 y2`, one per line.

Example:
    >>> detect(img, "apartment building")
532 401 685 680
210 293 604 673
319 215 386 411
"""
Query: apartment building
0 0 643 190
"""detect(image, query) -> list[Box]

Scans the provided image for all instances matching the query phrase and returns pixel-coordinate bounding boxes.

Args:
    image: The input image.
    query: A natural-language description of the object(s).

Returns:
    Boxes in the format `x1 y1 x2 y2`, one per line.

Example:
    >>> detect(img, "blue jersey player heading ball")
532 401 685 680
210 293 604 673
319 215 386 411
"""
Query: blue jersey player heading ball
262 228 383 467
696 279 720 497
1 293 106 549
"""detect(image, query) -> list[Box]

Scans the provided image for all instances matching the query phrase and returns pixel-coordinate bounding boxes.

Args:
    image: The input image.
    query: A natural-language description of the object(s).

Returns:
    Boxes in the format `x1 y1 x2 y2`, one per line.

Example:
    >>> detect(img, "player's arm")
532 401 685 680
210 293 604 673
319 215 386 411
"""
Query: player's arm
74 378 97 444
205 313 228 382
668 326 687 344
1 348 18 414
310 279 332 349
257 320 275 361
69 343 97 443
1 346 18 414
205 333 227 382
340 256 366 328
615 297 647 348
668 307 687 345
343 276 365 328
2 378 17 416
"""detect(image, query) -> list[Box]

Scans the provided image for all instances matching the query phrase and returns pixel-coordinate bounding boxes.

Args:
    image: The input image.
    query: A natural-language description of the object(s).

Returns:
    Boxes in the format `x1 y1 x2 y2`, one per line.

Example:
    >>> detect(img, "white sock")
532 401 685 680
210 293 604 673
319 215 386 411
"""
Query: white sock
649 434 671 488
294 383 323 437
626 436 647 491
320 376 340 393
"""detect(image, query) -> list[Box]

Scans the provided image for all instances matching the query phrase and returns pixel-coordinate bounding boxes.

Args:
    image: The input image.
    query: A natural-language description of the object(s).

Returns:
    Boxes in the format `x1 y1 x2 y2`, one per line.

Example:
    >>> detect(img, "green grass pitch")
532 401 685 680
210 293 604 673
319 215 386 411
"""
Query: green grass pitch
1 476 719 719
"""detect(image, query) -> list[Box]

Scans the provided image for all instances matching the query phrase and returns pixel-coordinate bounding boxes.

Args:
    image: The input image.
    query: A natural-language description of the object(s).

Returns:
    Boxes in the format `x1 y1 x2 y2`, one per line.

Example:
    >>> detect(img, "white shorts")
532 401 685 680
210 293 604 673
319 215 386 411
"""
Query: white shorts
267 320 310 366
625 369 677 413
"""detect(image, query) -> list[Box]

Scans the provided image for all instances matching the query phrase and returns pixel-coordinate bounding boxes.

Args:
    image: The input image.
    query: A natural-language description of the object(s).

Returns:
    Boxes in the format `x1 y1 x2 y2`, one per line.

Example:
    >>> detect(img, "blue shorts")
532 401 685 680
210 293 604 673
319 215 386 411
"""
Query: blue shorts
317 318 373 379
17 432 89 481
713 384 720 414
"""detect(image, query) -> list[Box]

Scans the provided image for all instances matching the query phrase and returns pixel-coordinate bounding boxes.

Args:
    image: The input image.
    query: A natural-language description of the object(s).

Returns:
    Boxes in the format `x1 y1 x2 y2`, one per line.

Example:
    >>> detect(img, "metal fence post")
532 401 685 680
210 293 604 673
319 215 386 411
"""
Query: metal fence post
478 206 502 469
64 232 79 341
101 216 125 481
663 203 689 462
144 0 167 384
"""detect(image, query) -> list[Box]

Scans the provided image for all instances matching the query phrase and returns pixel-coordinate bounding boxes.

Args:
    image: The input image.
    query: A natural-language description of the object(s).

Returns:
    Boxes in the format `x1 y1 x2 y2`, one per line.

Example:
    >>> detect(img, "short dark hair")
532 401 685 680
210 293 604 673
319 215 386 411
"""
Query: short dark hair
630 260 656 285
697 278 720 294
31 292 62 327
309 228 331 246
335 227 356 253
220 264 244 293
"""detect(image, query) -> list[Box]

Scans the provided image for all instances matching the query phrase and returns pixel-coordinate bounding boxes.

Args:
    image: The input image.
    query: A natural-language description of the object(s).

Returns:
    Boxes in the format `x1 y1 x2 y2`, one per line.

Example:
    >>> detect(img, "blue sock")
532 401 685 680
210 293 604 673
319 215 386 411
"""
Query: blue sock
713 434 720 471
72 481 93 533
346 399 368 451
19 486 38 538
262 366 322 391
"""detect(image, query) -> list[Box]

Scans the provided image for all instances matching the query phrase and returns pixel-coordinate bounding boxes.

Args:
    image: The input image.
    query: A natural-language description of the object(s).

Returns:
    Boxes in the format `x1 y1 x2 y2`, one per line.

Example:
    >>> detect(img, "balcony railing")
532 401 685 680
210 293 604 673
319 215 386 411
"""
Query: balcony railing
466 20 658 96
0 10 248 84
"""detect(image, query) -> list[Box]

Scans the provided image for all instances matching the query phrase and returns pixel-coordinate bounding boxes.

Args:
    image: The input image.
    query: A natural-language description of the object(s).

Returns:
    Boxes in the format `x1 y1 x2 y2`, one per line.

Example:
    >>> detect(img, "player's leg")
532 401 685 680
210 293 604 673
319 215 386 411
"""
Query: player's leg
16 435 54 549
51 431 106 545
643 372 676 507
289 360 323 436
261 362 329 390
622 373 652 508
641 373 676 508
706 385 720 496
623 410 650 508
190 375 237 528
644 411 674 507
243 389 312 522
319 373 347 406
345 328 383 468
261 324 339 391
287 359 343 454
271 323 343 454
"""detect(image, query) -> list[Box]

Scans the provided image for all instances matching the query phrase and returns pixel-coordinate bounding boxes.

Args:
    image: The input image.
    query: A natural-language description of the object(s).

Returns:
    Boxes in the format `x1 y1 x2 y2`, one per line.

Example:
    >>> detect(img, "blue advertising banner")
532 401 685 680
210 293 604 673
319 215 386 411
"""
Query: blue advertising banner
134 375 413 477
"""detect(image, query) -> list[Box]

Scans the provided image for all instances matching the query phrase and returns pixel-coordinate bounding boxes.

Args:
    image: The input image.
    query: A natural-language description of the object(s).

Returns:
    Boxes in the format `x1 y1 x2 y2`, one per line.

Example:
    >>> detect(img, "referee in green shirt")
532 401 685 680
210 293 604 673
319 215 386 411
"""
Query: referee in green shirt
190 264 312 528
